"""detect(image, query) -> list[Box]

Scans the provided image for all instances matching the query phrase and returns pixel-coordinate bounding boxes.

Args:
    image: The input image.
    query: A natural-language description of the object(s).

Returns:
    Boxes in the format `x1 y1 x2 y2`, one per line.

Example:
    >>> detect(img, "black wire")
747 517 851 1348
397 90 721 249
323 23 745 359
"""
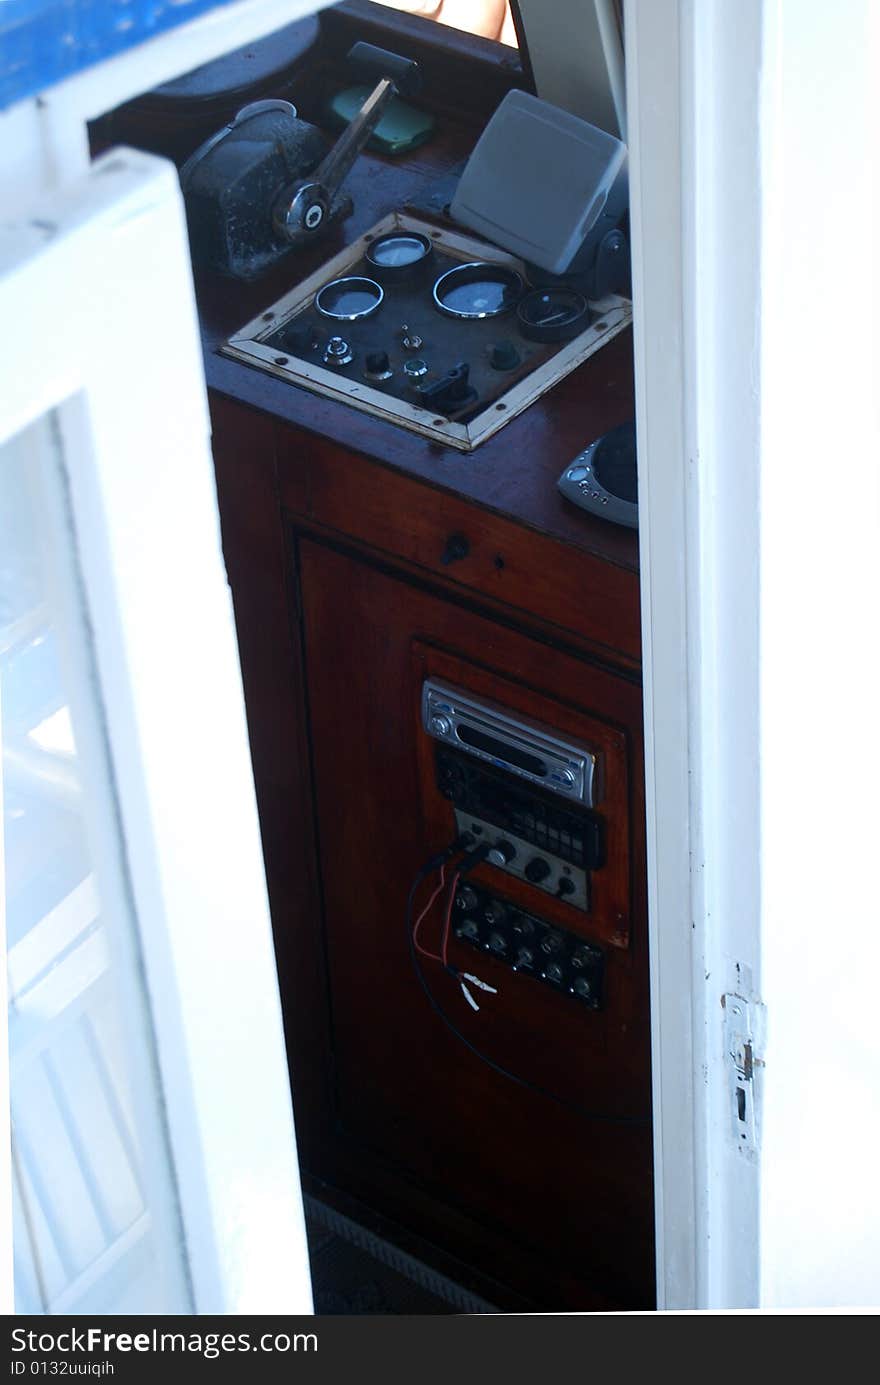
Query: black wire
406 852 650 1127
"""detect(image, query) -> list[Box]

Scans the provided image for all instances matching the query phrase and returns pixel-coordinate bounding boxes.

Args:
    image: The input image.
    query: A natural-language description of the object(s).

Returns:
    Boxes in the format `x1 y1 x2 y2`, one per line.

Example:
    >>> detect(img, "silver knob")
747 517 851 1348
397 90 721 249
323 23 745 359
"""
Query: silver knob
323 335 353 366
486 840 516 867
429 714 452 737
403 357 429 380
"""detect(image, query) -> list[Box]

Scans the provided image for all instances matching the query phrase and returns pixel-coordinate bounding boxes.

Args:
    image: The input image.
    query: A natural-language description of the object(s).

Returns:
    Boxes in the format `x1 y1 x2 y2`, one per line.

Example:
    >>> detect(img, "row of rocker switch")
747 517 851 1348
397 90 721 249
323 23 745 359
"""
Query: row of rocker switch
452 882 604 1008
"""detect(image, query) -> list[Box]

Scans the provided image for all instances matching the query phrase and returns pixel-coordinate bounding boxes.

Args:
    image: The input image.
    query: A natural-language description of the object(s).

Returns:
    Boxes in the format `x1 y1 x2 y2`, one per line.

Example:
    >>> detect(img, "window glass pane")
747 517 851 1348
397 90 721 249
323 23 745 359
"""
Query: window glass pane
2 414 191 1315
373 1 519 48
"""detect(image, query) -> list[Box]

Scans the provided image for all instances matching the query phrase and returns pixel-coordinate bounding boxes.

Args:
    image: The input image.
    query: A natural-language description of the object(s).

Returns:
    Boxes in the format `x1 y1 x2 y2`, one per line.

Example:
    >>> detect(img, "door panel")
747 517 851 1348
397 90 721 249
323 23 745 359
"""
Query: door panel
298 537 653 1308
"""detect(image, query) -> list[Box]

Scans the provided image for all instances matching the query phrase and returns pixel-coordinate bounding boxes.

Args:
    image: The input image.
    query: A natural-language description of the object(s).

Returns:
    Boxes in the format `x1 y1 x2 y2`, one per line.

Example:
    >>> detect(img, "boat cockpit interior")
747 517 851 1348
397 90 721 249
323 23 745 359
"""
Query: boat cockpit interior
88 0 652 1312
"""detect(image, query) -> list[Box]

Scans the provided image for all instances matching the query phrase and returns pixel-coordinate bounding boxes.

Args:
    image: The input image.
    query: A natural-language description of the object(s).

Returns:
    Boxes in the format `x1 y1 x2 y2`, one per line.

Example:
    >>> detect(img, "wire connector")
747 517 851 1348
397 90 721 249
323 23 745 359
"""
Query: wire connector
457 842 491 876
461 973 498 994
424 833 475 873
456 969 498 1012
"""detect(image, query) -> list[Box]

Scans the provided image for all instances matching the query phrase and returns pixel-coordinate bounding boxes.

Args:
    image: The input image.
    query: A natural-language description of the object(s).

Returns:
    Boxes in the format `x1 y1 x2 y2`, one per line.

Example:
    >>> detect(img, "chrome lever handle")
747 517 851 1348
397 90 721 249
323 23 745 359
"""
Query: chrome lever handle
273 77 396 245
315 77 396 203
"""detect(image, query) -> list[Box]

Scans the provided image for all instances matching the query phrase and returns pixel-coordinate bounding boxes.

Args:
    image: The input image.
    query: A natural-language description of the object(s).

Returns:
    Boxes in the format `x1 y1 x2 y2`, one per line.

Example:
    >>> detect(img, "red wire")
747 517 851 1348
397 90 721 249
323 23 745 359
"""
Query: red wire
412 864 446 963
440 869 461 969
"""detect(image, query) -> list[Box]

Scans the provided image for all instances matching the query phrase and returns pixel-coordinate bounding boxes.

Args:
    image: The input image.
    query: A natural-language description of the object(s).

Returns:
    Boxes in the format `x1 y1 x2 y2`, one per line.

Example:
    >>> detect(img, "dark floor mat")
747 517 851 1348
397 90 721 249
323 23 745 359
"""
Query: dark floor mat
304 1198 498 1316
307 1223 453 1314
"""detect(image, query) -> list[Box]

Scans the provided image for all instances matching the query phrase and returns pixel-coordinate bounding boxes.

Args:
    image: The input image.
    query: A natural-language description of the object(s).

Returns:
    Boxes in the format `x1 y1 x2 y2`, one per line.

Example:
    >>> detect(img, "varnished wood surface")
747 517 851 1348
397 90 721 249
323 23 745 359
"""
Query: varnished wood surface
273 421 642 667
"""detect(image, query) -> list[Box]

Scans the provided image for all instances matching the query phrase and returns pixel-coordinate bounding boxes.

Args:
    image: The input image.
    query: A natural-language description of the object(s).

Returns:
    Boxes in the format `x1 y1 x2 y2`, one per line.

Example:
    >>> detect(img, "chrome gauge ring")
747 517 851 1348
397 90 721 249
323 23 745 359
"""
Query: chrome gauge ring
315 276 384 321
432 262 524 320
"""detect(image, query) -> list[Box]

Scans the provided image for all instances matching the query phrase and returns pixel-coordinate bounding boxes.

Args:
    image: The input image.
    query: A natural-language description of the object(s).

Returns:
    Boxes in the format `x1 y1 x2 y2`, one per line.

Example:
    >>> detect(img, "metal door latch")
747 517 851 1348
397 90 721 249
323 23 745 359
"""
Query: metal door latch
723 992 766 1158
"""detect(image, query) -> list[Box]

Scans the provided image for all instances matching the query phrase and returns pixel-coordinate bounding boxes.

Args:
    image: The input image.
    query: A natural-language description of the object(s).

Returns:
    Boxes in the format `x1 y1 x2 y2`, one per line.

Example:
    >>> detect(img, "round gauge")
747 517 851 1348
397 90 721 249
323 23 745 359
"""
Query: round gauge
432 262 524 320
315 276 384 321
516 288 591 342
365 231 433 279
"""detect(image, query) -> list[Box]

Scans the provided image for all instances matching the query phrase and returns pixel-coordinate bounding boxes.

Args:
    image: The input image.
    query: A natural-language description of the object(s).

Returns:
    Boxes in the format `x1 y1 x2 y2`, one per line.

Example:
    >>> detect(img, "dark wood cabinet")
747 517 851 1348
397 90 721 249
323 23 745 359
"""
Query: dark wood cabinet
211 387 653 1311
102 0 655 1310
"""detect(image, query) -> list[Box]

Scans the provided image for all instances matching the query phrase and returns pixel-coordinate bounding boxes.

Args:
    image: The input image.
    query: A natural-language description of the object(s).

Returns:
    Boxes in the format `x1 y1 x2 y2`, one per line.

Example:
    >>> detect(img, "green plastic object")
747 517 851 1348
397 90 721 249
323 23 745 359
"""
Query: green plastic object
327 84 436 155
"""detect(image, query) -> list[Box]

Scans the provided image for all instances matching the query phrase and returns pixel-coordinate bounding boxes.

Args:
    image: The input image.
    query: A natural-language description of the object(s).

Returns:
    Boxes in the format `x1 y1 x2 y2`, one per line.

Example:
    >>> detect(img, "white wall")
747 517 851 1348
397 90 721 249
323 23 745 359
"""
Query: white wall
758 0 880 1308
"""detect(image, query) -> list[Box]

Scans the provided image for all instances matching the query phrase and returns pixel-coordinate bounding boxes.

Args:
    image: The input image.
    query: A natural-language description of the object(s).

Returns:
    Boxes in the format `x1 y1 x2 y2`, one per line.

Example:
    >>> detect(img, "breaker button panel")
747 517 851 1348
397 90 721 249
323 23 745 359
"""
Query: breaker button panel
451 881 605 1009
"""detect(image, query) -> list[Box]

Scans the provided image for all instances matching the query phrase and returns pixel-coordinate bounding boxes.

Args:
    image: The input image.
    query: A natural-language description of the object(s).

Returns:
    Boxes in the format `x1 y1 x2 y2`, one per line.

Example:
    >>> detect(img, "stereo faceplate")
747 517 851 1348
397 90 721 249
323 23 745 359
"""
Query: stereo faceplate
423 678 600 806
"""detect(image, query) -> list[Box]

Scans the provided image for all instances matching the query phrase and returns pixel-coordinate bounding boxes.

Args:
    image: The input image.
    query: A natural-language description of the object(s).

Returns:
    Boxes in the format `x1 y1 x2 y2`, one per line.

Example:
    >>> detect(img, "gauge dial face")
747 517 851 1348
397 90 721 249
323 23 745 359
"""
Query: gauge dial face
433 263 523 320
315 276 384 321
367 232 433 271
516 289 591 341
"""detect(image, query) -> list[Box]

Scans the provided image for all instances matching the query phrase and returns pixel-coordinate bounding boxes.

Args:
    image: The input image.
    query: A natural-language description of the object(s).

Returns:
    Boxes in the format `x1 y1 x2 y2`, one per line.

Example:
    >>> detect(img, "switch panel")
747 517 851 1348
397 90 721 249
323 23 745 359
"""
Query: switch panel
451 882 604 1008
453 809 589 909
436 746 604 866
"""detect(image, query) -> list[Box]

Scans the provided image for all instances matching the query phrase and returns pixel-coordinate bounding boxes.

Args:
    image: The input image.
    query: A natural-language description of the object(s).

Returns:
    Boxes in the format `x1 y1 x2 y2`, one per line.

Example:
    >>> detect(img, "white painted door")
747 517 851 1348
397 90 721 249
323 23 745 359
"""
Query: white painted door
1 148 313 1315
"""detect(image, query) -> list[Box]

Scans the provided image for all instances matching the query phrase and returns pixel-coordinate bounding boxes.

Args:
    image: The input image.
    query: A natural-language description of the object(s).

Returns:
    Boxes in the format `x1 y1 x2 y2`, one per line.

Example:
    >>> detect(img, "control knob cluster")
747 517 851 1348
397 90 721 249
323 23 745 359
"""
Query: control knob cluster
449 881 604 1008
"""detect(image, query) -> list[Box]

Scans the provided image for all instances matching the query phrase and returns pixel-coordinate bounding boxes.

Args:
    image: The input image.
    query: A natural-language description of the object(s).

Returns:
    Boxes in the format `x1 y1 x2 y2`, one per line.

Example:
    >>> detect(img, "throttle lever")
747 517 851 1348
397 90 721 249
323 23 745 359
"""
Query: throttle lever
273 43 421 245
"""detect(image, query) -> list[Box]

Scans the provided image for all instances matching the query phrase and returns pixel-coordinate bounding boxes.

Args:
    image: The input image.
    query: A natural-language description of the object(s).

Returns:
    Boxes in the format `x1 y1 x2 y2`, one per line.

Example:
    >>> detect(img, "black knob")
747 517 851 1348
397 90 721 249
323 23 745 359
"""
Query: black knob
572 976 594 1000
490 340 520 371
365 350 391 376
540 929 564 955
455 885 478 912
571 945 599 969
524 856 551 884
488 931 507 954
282 321 318 355
418 362 478 414
514 946 535 969
483 900 506 924
556 876 576 898
510 915 534 938
544 961 565 985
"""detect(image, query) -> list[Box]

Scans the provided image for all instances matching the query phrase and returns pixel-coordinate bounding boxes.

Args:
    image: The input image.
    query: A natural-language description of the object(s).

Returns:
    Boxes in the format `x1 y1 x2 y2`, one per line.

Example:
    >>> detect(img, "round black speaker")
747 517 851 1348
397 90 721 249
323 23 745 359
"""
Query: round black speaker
557 420 638 528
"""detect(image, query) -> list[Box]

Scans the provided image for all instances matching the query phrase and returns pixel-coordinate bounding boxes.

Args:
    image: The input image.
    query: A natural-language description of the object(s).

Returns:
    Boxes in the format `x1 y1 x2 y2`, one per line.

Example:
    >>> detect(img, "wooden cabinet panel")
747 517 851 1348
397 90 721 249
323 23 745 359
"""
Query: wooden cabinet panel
276 428 642 668
296 537 653 1309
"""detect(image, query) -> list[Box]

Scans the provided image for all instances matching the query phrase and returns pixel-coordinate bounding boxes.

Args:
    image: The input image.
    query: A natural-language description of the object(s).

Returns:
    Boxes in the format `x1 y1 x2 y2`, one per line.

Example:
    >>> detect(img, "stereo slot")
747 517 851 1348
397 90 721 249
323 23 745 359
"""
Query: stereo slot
454 721 549 779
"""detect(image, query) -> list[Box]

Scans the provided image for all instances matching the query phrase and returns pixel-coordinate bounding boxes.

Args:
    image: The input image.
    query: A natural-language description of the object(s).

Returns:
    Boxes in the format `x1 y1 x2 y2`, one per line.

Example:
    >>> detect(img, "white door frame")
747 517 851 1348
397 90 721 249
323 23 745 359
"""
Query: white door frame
0 149 313 1314
627 0 880 1310
626 0 766 1309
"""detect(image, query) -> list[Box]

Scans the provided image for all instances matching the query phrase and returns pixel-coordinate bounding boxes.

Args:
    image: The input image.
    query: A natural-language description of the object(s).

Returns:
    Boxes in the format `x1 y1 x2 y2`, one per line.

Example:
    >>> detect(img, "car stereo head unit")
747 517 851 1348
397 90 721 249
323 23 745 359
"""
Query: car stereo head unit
421 679 600 807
